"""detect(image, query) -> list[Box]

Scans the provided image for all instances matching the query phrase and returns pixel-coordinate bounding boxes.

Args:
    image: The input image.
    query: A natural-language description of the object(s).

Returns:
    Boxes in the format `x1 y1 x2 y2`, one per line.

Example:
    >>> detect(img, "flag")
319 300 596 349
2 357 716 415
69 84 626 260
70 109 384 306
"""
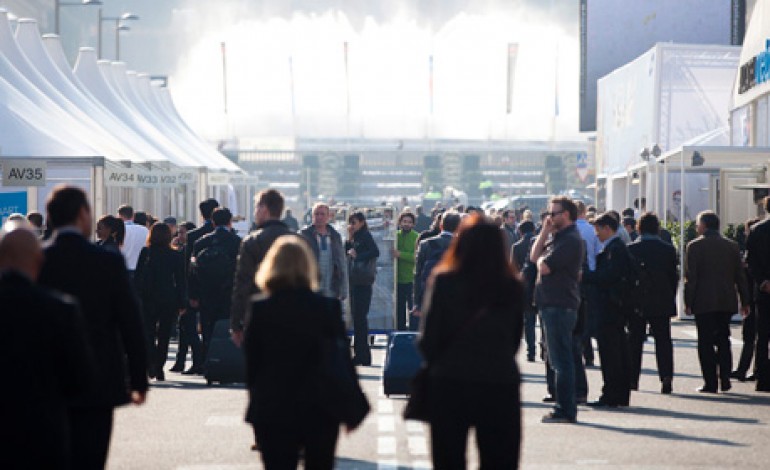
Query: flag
344 41 350 117
554 43 560 117
289 56 296 117
506 43 518 114
221 42 228 115
429 54 434 115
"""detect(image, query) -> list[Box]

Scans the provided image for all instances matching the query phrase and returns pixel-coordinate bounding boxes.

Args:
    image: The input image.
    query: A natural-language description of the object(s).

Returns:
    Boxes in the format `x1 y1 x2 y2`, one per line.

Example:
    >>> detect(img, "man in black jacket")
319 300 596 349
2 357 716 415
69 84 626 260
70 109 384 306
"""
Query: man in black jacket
583 212 633 408
231 189 292 346
512 220 537 361
38 185 148 469
0 222 95 470
190 208 242 364
627 213 678 394
176 198 219 375
413 211 461 321
745 197 770 391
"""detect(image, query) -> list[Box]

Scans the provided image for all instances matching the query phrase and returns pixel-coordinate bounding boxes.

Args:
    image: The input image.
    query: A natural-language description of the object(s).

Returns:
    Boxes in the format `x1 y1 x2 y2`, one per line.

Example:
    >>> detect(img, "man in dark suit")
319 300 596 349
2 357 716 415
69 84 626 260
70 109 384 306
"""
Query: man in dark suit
178 198 218 375
190 207 241 362
0 221 94 470
685 210 750 393
583 213 633 408
414 205 433 233
627 212 678 394
38 186 148 469
512 220 537 361
747 197 770 391
412 211 461 326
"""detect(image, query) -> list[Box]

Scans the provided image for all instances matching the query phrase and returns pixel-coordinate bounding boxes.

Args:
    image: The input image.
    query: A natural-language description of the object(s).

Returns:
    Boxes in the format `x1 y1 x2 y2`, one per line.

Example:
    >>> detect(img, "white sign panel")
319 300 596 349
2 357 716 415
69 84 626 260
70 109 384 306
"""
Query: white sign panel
1 159 47 187
208 173 230 185
105 167 137 188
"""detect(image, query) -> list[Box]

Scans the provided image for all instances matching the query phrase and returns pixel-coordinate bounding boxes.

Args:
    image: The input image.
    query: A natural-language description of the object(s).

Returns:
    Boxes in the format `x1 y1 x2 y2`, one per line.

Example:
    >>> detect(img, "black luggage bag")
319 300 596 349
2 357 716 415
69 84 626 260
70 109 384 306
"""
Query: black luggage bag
382 332 422 397
204 319 246 386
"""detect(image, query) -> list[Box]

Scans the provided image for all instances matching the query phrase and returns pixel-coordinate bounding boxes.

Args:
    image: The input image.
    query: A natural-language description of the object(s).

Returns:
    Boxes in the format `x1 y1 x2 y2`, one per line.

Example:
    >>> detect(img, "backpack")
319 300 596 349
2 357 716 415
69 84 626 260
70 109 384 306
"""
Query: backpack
616 253 652 317
419 238 448 293
194 238 236 295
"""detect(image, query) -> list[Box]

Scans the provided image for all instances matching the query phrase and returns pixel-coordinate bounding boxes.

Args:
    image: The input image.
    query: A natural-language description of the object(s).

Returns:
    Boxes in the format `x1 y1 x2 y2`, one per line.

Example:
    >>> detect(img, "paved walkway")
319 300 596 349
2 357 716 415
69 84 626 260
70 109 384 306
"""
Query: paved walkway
107 321 770 469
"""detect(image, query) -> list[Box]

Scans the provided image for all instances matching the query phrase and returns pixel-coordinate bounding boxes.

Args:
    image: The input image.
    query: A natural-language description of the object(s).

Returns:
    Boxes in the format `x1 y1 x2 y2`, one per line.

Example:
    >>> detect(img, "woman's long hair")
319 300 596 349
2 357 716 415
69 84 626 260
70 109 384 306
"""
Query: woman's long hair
146 222 173 248
98 215 125 245
433 214 520 309
255 235 319 294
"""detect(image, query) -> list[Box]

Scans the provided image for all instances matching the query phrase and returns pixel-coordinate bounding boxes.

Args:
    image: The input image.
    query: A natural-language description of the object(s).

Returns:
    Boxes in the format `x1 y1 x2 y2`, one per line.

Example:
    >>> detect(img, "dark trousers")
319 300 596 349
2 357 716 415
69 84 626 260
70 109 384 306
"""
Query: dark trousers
144 302 176 374
754 297 770 389
523 307 537 359
253 413 339 470
694 311 733 389
429 378 520 469
69 407 114 470
176 309 203 368
596 319 630 405
396 282 414 331
627 315 674 386
350 284 373 364
736 307 757 376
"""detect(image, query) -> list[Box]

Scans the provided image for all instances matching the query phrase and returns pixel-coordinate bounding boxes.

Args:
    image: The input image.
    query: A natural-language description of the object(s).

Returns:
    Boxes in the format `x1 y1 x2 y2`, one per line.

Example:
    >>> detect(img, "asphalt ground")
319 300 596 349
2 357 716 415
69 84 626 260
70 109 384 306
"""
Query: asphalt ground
106 320 770 469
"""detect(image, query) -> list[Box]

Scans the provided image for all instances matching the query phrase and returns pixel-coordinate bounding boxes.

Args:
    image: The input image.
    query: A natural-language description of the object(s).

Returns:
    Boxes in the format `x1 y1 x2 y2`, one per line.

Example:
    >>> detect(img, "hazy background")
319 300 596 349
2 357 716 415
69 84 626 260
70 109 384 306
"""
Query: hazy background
0 0 582 142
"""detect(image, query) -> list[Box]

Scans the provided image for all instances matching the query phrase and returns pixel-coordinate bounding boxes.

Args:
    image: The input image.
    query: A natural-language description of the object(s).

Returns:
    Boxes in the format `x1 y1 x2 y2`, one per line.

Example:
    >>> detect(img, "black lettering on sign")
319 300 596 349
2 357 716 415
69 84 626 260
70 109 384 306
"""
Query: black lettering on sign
8 168 43 180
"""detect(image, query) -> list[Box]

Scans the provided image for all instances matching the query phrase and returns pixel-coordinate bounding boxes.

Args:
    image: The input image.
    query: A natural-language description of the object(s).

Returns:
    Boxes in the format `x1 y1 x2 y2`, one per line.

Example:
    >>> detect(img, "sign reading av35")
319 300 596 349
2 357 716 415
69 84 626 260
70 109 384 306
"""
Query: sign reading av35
1 160 47 187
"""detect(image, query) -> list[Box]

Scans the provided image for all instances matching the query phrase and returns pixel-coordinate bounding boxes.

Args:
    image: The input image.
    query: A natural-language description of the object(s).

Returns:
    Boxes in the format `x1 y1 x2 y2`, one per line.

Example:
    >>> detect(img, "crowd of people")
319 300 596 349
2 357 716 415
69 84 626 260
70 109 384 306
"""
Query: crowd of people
2 185 770 469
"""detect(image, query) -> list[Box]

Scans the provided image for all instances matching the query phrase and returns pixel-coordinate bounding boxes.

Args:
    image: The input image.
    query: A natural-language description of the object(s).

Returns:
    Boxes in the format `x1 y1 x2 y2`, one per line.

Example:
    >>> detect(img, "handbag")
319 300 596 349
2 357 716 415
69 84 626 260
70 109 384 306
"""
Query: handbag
403 307 488 422
318 336 371 430
349 257 377 285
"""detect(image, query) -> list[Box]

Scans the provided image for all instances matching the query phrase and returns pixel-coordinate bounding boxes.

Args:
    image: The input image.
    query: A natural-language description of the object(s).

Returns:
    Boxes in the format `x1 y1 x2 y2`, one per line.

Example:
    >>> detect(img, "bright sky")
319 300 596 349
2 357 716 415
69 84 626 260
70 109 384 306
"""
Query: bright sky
169 4 581 142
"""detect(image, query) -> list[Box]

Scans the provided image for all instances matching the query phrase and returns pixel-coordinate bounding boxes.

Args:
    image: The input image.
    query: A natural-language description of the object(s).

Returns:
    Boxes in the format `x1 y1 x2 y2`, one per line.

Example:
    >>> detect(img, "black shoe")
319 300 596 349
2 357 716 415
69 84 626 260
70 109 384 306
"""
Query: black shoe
182 366 203 375
542 394 555 403
527 355 535 362
169 363 185 373
351 357 371 366
747 374 757 382
721 380 732 392
541 411 576 424
587 399 623 408
576 395 588 405
629 383 639 391
661 377 673 394
584 360 594 368
696 385 717 393
730 370 747 381
156 370 165 381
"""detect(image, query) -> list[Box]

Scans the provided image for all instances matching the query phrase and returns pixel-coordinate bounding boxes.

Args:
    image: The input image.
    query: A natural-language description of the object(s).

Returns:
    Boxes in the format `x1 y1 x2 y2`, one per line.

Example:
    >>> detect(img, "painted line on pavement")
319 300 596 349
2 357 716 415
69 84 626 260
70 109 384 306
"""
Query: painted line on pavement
204 415 242 426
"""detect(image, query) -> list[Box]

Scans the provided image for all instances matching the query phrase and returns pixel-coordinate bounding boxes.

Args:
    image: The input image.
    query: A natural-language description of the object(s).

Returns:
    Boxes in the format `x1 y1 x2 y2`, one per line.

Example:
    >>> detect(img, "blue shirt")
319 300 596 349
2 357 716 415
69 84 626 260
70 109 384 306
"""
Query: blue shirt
576 218 601 271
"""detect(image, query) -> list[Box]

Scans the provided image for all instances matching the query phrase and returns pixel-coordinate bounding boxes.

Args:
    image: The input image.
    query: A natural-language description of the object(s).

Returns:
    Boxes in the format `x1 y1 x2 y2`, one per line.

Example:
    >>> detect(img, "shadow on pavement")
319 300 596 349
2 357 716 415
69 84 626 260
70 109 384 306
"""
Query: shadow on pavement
149 381 244 391
619 405 760 424
577 421 746 447
671 391 770 406
358 374 383 381
336 457 426 469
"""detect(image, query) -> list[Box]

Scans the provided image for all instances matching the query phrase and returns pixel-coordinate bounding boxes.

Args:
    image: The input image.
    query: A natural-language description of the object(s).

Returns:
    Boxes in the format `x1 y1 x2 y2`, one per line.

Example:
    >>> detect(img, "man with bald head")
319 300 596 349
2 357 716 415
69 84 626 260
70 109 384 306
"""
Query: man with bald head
0 221 94 469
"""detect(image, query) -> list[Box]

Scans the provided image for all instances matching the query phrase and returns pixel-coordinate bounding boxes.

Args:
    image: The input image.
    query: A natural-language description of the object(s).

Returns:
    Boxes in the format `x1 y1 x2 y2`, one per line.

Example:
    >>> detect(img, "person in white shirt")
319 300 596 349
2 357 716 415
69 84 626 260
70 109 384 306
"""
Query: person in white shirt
118 205 149 277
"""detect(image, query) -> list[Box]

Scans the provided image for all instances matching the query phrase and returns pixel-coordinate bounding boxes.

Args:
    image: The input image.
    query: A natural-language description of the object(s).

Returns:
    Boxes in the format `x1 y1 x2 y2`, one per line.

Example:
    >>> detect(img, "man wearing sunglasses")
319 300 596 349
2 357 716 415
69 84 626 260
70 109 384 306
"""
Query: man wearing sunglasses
530 196 585 423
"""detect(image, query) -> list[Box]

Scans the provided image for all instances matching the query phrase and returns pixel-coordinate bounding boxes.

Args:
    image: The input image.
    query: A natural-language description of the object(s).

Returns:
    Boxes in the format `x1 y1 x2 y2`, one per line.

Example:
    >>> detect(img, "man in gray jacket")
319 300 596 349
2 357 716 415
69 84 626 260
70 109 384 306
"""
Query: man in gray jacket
685 210 749 393
299 203 348 301
230 189 292 346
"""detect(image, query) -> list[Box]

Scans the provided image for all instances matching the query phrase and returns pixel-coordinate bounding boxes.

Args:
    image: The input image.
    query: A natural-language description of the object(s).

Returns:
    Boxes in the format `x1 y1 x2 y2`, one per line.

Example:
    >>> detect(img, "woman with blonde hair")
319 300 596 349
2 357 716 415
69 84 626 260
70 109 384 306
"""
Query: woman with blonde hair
244 235 366 469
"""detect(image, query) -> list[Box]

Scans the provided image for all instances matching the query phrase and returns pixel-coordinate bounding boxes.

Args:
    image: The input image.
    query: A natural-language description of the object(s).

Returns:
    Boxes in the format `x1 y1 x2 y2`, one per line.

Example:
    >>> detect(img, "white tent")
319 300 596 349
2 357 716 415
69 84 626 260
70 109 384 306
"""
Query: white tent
15 19 160 164
0 13 136 161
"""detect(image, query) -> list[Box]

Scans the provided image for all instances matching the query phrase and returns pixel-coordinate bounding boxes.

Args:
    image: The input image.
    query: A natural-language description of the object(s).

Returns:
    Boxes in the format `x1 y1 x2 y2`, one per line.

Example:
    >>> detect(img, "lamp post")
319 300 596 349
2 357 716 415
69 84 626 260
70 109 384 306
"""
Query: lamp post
97 9 139 59
54 0 102 35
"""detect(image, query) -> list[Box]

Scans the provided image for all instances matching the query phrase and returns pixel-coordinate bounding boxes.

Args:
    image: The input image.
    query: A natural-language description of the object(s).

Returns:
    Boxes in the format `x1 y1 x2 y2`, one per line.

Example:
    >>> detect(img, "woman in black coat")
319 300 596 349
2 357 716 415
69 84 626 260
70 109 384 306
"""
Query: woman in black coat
346 211 380 366
419 214 523 468
95 214 124 255
135 222 185 381
245 236 362 469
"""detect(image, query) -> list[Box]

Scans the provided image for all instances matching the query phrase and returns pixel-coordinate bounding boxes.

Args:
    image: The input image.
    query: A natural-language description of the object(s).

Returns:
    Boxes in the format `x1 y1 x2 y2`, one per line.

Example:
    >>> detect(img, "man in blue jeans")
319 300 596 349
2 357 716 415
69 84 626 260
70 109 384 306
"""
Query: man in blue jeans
530 196 585 423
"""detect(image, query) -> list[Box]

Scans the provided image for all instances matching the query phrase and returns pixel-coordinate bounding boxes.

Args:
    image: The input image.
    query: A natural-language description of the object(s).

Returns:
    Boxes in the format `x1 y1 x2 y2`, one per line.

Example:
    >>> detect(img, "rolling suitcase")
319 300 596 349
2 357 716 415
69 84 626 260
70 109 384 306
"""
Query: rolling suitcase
382 332 422 397
204 319 246 386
